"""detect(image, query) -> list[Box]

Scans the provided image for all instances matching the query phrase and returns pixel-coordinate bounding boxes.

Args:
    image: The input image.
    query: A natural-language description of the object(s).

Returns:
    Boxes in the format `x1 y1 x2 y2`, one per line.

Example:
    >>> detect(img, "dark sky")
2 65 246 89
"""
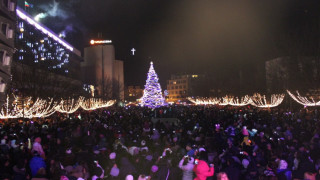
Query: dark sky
19 0 320 89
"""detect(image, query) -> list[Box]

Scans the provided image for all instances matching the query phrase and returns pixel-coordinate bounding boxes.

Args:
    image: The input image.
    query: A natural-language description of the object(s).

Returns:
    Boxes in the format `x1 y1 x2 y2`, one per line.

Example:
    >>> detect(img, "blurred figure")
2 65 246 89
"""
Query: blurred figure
217 172 229 180
179 155 194 180
32 137 45 159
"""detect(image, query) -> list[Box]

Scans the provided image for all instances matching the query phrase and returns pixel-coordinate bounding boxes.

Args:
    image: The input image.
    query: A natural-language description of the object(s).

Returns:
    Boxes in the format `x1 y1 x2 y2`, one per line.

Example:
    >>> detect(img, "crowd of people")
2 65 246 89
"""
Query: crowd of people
0 105 320 180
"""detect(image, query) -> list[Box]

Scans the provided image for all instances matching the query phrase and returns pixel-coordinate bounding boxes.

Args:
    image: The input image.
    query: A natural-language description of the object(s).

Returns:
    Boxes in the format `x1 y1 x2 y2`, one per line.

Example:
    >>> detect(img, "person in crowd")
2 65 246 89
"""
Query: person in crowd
217 172 229 180
179 155 194 180
193 151 214 180
0 105 319 180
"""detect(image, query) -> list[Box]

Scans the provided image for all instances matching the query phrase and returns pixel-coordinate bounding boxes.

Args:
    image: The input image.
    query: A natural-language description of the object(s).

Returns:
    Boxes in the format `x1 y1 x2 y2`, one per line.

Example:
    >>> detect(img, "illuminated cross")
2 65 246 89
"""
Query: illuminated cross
131 48 136 55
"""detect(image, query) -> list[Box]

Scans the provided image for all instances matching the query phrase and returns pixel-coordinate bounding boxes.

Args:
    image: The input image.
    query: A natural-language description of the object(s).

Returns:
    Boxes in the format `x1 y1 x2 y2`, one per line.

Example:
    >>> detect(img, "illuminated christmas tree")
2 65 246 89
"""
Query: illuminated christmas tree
140 61 165 108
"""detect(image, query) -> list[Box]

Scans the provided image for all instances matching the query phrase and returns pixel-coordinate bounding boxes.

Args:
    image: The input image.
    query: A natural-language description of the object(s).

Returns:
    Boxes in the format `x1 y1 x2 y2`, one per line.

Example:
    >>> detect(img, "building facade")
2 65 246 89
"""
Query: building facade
12 7 83 98
82 44 124 101
125 85 143 102
166 74 206 102
0 0 16 102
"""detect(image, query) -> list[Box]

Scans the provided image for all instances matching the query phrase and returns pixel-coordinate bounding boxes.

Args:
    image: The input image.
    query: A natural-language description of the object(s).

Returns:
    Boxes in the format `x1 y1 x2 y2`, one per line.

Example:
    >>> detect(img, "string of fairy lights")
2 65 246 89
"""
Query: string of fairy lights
0 96 116 119
188 93 285 108
286 90 320 106
188 91 320 107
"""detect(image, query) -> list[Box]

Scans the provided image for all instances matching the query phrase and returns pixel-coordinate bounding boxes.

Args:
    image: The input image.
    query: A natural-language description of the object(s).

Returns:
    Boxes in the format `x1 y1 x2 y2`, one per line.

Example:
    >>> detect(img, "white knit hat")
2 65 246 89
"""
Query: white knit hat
109 152 116 160
126 175 134 180
110 166 119 177
278 160 288 170
242 159 249 169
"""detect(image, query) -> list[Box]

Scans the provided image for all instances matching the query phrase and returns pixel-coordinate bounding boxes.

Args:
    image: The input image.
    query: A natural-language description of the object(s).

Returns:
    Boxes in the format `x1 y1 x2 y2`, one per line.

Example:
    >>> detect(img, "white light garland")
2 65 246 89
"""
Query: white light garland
219 96 234 106
55 97 84 114
250 93 285 108
0 96 116 119
229 95 252 106
80 98 115 111
189 94 283 108
187 97 220 105
286 90 320 106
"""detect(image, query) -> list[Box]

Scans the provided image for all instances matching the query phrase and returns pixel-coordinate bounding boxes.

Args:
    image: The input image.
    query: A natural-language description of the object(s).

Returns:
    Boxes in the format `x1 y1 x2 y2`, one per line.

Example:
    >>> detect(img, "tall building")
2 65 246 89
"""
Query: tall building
13 7 83 98
0 0 16 102
82 43 124 100
166 74 207 102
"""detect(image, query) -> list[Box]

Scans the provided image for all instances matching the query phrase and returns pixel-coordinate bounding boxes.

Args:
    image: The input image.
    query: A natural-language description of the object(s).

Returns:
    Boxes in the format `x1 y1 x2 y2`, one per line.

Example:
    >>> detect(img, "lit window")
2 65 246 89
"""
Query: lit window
19 22 24 28
173 81 176 84
192 75 198 78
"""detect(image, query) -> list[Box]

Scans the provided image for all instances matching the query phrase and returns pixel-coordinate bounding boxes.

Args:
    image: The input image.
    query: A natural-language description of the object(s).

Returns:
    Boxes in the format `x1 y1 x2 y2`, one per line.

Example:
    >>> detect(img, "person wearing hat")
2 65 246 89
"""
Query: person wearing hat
110 164 120 179
32 137 45 159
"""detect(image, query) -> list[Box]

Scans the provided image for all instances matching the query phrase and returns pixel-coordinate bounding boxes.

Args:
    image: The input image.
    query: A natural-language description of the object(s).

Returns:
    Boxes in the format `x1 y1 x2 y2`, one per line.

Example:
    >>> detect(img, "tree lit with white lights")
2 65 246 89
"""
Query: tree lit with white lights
140 62 165 108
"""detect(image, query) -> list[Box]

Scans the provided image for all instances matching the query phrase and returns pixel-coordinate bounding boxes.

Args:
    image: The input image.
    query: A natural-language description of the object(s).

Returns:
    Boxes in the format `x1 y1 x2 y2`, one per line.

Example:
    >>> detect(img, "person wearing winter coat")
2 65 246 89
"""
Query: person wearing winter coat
179 156 194 180
29 151 46 177
193 159 214 180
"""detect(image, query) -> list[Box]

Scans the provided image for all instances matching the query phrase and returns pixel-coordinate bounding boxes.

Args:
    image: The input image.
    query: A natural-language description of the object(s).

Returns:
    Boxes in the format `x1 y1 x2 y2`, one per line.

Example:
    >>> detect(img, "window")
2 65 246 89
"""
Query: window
183 85 186 88
9 1 15 11
0 51 4 62
19 22 24 28
173 81 177 84
3 0 8 8
3 56 10 65
1 23 7 35
179 85 182 89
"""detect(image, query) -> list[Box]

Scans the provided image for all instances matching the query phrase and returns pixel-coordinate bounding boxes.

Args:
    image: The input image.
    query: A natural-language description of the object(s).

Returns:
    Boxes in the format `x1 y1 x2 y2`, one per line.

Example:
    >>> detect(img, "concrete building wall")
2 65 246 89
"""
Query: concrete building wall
0 0 16 103
113 60 124 101
83 45 125 101
83 45 114 85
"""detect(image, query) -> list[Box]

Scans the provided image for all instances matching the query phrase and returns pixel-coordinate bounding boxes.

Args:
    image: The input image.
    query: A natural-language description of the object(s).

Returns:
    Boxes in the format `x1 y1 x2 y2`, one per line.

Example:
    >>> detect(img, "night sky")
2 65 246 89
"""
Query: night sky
18 0 320 90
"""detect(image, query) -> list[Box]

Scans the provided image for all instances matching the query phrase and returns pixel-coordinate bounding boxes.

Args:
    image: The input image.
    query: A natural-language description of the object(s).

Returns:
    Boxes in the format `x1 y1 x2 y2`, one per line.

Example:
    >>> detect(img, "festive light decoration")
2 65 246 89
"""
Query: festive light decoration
140 61 165 108
188 95 251 106
187 97 220 105
250 93 285 108
287 90 320 106
0 96 22 119
219 96 234 106
189 94 282 107
55 97 84 114
80 98 115 111
229 95 252 106
0 96 115 119
22 98 58 118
